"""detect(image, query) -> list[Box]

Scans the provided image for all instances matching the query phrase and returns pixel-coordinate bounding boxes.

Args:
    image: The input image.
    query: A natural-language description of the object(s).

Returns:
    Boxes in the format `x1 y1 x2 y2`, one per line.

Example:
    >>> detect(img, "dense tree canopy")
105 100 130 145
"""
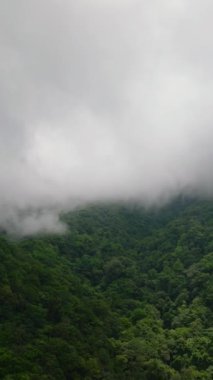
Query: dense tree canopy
0 198 212 379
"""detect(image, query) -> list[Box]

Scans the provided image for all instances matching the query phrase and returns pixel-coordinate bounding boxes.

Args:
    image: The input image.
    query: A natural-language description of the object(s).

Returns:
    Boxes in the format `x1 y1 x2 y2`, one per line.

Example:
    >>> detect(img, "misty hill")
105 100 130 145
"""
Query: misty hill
0 198 212 379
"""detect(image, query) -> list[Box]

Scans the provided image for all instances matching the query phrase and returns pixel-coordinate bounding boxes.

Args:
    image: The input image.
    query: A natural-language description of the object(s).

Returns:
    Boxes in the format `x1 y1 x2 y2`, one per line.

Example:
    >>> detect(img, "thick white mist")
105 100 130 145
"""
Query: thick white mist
0 0 213 234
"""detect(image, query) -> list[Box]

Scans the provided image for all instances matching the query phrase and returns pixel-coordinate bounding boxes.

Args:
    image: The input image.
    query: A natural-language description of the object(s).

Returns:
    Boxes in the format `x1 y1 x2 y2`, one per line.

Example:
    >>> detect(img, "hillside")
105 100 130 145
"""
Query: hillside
0 198 212 379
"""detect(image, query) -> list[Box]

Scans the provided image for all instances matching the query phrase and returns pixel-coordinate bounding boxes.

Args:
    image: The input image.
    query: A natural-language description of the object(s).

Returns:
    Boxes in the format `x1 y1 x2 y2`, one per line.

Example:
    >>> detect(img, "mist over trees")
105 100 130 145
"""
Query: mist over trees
1 0 213 233
1 2 213 377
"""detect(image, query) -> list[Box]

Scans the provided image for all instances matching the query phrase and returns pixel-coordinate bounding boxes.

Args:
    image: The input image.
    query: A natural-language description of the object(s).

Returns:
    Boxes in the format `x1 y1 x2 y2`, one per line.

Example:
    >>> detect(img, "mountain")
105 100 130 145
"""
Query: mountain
0 198 212 379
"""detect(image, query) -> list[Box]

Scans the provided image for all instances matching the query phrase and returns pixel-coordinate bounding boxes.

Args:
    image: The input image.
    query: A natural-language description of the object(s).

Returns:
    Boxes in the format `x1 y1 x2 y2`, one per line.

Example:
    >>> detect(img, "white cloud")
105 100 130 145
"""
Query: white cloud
0 0 213 234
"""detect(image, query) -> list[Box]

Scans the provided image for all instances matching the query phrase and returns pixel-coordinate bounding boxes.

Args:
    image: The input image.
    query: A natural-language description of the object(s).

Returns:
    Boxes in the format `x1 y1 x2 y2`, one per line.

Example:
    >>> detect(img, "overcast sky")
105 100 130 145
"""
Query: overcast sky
1 0 213 234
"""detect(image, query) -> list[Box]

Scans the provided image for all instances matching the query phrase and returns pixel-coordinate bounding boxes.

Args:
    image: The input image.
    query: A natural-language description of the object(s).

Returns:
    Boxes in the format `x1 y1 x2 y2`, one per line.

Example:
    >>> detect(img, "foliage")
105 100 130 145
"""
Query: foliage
0 198 212 379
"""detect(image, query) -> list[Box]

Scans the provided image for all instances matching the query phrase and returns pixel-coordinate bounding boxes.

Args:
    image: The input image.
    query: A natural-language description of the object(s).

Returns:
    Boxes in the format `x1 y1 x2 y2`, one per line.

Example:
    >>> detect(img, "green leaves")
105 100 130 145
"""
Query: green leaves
0 198 212 378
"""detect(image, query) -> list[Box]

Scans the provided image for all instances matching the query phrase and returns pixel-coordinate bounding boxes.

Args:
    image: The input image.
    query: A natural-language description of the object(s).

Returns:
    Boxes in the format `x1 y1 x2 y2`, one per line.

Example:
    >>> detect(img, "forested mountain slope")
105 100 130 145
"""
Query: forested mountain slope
0 198 212 379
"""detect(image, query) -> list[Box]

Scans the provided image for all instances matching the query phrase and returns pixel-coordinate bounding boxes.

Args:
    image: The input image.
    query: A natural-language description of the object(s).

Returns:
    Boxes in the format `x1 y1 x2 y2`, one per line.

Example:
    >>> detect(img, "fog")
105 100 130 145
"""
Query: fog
1 0 213 234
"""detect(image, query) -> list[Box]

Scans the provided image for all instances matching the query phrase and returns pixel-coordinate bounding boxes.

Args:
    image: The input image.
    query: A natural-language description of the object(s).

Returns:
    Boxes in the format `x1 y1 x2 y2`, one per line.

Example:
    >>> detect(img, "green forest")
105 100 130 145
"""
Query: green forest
0 198 212 379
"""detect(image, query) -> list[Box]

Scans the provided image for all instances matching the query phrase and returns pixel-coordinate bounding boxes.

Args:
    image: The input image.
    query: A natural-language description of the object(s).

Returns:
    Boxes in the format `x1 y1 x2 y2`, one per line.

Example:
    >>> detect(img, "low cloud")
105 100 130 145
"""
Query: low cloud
1 0 213 234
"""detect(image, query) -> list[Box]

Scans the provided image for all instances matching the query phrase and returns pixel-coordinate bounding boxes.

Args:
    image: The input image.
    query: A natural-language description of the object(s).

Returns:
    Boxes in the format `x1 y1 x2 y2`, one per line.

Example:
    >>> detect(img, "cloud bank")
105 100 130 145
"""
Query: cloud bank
0 0 213 234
